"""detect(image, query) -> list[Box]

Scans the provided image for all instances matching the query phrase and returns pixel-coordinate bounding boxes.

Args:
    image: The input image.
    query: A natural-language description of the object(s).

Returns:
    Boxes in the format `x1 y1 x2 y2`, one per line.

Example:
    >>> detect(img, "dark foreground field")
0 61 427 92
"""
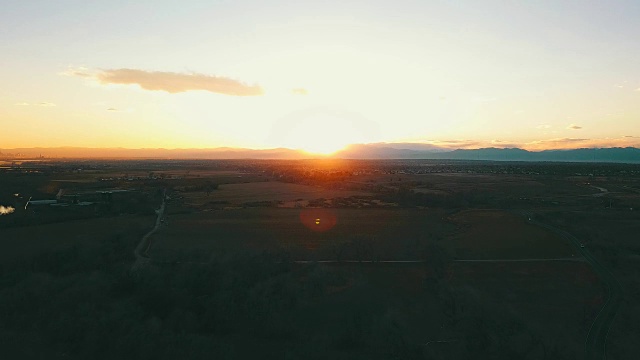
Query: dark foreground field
150 208 453 262
1 159 638 359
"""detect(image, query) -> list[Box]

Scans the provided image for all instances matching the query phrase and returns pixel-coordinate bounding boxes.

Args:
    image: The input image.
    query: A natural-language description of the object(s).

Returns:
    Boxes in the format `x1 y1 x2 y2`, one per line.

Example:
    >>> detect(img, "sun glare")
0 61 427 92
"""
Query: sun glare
300 139 350 155
280 114 367 155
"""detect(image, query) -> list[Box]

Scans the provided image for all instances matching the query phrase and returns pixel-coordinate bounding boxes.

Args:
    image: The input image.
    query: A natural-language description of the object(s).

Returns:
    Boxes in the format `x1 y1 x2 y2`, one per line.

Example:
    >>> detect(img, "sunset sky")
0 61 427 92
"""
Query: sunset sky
1 0 639 153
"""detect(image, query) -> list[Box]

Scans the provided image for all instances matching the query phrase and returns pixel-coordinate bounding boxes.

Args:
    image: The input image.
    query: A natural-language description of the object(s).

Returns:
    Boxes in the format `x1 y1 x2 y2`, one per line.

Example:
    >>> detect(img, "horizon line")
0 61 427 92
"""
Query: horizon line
2 143 640 152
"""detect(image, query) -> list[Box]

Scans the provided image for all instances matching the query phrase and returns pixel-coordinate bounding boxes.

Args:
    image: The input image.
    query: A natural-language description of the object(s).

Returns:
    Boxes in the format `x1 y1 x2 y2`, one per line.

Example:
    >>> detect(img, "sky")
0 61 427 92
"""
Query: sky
1 0 639 153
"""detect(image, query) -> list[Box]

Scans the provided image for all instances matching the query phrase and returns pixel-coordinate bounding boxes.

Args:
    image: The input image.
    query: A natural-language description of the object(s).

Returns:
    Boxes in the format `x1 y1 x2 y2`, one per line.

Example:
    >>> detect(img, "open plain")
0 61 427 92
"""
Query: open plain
1 159 639 359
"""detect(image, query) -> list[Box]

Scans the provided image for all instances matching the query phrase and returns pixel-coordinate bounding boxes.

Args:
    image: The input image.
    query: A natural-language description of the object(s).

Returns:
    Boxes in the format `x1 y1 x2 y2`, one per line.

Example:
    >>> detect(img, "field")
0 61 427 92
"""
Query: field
2 159 637 359
227 259 602 360
152 208 576 263
0 215 153 264
219 262 447 359
150 208 454 262
142 172 606 359
181 181 370 207
446 260 602 359
450 210 575 259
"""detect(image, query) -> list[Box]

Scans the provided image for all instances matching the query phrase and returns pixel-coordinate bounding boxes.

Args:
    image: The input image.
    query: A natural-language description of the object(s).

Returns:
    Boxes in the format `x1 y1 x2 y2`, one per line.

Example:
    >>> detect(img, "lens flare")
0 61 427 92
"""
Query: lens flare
300 209 337 232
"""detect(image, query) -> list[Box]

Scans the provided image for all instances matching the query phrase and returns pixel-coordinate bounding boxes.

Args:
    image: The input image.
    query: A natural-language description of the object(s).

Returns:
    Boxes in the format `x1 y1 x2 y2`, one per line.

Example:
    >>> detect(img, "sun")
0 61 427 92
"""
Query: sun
290 127 353 155
298 137 351 155
280 114 367 155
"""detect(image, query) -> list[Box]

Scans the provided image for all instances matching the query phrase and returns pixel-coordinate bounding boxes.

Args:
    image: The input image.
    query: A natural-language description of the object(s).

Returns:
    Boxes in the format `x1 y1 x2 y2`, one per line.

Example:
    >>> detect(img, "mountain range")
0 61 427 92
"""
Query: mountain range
2 144 640 163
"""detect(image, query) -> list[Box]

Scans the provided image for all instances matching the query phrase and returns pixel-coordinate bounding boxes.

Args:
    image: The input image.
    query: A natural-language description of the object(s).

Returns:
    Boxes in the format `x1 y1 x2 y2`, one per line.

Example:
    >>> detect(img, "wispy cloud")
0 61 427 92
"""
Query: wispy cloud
90 68 264 96
106 107 134 113
429 139 485 149
524 137 640 150
61 66 92 78
615 80 628 88
489 139 520 148
428 138 536 150
422 136 640 151
536 124 552 129
567 124 582 130
15 102 56 107
105 107 134 113
291 88 308 95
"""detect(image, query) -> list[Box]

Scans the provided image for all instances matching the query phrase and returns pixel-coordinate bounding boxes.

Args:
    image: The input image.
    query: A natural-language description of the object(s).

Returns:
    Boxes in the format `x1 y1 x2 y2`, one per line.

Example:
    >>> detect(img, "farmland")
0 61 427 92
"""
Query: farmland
450 210 574 260
446 260 602 359
150 208 453 262
1 158 639 359
0 215 153 265
180 181 370 208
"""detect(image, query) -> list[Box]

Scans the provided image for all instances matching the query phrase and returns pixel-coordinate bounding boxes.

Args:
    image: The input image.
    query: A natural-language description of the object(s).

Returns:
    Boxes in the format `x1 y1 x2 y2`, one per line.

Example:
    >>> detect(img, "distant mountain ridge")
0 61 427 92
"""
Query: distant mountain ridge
2 145 640 163
335 144 640 163
444 147 640 162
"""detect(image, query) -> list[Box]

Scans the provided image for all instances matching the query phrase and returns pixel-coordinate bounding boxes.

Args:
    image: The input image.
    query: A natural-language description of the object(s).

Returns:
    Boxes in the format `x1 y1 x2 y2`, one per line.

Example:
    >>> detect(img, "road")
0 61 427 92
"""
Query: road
523 212 623 360
131 190 166 272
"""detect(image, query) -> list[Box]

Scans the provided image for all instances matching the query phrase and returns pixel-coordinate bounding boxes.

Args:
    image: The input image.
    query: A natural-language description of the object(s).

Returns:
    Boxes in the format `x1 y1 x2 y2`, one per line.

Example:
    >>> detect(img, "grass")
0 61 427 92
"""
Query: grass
450 210 574 260
449 260 603 358
149 208 453 262
0 215 153 264
181 181 370 207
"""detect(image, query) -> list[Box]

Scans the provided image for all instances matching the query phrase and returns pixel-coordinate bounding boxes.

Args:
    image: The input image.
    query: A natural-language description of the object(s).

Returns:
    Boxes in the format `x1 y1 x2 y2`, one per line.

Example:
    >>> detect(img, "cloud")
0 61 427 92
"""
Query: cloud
636 88 640 92
291 88 308 95
567 124 582 130
524 137 640 150
524 138 591 150
61 66 93 78
93 68 264 96
15 102 56 106
435 139 520 149
416 136 640 151
106 107 134 113
536 124 552 129
489 139 520 148
429 139 485 149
